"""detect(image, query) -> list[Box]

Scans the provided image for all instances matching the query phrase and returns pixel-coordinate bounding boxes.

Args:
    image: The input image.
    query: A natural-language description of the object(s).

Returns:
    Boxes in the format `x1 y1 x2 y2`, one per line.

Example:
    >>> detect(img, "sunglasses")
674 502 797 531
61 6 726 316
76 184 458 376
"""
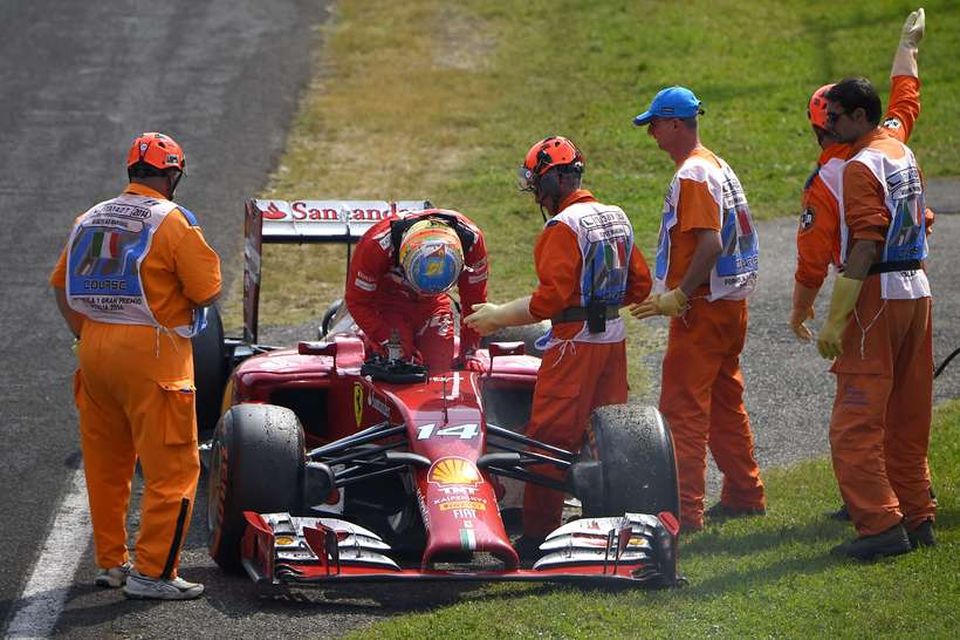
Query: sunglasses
825 110 847 124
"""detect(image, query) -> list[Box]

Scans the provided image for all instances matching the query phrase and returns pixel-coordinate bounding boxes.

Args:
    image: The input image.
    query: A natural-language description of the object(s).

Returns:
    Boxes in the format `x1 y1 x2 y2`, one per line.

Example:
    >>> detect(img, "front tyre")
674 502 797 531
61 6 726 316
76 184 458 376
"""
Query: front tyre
207 403 305 573
580 404 680 519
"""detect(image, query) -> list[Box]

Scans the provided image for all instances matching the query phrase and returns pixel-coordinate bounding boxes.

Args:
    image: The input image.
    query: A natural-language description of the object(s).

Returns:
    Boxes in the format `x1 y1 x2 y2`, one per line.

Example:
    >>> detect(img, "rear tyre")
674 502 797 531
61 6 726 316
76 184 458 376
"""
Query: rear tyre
191 304 227 436
207 403 305 574
579 404 680 519
319 298 343 338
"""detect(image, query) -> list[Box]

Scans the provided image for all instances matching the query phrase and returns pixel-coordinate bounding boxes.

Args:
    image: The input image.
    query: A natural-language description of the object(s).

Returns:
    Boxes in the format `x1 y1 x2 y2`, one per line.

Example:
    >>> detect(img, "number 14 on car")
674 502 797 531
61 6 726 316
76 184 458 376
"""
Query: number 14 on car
417 423 480 440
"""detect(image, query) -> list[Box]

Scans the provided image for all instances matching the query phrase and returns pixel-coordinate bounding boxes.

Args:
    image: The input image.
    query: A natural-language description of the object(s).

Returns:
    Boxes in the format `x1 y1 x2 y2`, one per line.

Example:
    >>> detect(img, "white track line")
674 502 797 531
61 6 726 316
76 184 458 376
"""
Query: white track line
5 468 90 640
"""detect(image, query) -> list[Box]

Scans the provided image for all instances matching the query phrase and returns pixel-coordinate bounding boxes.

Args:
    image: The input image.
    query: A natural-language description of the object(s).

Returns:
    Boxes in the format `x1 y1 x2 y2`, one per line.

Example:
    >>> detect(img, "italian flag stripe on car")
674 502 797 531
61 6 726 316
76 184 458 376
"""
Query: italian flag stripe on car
459 528 477 550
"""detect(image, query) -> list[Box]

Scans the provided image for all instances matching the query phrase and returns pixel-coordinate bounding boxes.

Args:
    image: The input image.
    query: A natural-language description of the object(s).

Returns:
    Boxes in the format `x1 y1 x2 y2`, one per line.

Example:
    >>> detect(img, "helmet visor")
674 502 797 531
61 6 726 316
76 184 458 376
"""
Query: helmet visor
517 165 537 192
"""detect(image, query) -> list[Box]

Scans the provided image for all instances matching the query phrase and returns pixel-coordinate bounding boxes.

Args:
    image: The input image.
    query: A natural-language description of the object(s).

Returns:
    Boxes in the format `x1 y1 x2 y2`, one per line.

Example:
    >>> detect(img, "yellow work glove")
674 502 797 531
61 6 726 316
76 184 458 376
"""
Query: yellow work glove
463 302 502 336
789 283 819 342
629 288 688 320
891 8 924 77
816 276 863 360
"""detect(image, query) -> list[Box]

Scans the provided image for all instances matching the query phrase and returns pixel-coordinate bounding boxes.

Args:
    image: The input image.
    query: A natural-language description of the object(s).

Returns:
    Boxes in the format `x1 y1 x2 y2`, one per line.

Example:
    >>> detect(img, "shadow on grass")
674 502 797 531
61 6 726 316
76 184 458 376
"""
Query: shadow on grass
674 504 958 601
681 515 848 557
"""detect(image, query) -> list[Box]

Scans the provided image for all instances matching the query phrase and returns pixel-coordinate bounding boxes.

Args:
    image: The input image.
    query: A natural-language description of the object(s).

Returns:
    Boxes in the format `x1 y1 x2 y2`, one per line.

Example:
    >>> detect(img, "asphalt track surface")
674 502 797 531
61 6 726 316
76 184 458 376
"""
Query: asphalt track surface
1 2 959 636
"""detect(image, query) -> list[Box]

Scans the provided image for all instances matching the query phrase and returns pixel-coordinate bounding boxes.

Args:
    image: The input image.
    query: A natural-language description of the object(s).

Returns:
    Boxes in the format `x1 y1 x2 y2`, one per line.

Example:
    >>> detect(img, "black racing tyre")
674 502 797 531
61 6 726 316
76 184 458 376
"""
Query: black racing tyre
191 304 227 436
319 298 343 338
480 320 549 358
207 403 305 574
580 404 680 519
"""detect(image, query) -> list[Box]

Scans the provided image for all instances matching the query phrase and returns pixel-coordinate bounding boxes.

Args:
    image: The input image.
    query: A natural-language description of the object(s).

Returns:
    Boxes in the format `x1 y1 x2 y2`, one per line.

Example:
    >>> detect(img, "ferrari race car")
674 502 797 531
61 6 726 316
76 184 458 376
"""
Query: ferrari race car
193 198 683 594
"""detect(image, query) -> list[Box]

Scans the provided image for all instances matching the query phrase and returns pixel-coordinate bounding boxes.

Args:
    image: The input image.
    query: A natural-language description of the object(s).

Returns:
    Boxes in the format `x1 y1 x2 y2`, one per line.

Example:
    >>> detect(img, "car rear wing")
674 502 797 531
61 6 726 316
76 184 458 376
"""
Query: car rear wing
242 199 431 343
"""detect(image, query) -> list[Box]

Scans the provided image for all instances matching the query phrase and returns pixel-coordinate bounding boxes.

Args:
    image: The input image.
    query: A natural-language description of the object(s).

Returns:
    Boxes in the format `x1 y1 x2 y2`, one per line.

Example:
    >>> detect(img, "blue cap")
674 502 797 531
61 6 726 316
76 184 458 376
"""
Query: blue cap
633 86 703 126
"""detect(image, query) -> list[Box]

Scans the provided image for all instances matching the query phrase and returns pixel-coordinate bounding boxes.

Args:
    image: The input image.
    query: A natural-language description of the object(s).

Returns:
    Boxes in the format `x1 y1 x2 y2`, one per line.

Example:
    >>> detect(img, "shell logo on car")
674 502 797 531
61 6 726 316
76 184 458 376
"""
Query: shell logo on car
428 457 481 486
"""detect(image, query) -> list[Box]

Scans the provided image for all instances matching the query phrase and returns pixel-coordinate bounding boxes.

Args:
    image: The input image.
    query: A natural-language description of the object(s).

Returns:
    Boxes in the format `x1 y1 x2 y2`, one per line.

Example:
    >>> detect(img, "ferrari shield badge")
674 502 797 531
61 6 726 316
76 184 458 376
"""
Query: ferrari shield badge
353 382 363 427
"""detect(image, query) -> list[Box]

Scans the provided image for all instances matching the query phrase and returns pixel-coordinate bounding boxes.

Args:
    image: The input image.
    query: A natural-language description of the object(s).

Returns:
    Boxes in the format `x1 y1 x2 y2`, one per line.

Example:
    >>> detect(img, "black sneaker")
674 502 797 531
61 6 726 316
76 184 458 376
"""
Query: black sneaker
827 504 850 521
831 524 912 561
907 519 936 549
704 502 766 521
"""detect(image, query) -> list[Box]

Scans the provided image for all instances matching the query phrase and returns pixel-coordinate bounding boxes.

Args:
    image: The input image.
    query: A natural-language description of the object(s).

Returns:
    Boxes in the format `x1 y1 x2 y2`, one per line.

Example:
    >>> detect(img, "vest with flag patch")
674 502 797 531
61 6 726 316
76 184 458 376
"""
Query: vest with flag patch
66 193 206 336
536 201 634 350
839 140 929 300
654 155 759 301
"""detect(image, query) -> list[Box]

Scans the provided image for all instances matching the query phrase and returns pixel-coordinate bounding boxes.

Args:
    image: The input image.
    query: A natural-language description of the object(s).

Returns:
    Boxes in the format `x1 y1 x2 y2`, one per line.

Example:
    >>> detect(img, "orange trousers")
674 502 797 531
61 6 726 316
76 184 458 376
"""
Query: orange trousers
660 298 765 530
523 340 629 537
830 276 934 536
74 321 200 578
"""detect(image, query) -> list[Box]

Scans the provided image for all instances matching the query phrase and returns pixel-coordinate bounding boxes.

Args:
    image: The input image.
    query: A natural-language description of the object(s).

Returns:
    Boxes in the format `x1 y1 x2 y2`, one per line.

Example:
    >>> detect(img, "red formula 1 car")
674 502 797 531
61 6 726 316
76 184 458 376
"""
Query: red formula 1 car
197 198 683 595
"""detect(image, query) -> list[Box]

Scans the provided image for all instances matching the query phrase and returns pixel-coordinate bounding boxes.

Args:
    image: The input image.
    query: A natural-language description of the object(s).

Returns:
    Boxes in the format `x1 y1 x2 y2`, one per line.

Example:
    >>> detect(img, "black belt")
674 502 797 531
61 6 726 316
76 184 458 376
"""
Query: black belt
868 259 922 275
551 305 620 325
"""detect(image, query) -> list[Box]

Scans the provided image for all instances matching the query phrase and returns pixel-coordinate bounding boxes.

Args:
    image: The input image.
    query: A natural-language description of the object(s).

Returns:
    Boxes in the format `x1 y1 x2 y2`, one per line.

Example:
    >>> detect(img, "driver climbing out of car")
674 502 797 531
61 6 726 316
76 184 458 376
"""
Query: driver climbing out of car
464 136 652 557
345 208 489 373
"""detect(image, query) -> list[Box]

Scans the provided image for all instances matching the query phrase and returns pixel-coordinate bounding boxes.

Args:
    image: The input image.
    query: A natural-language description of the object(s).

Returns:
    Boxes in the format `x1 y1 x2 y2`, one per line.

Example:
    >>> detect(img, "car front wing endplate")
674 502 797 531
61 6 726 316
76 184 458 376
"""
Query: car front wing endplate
240 511 681 592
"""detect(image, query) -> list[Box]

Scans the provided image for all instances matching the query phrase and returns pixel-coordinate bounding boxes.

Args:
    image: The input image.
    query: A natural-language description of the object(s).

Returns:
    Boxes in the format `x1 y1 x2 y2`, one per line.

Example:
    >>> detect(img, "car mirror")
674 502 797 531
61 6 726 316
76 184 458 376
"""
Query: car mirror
299 341 337 356
487 341 525 357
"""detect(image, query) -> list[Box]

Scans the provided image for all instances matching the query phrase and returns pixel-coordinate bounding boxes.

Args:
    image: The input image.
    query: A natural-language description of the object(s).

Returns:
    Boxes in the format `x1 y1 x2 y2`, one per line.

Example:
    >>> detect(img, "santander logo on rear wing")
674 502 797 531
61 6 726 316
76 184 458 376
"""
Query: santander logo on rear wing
242 199 432 343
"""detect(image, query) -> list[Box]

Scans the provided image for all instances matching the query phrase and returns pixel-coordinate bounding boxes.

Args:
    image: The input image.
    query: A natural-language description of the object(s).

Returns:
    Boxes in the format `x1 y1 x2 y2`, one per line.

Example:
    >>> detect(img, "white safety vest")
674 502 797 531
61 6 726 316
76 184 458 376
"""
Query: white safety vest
65 193 206 337
654 154 759 301
535 200 635 351
839 140 929 300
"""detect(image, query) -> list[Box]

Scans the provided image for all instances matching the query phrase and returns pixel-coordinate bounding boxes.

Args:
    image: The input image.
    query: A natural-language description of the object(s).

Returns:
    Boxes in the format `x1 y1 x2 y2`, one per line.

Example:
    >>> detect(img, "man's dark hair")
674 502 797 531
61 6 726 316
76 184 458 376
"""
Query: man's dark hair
826 77 882 126
128 161 170 181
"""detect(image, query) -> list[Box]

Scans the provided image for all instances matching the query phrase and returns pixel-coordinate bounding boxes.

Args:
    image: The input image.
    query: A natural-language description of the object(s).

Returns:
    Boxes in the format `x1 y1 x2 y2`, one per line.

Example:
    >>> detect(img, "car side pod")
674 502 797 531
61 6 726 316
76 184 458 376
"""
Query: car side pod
533 512 683 587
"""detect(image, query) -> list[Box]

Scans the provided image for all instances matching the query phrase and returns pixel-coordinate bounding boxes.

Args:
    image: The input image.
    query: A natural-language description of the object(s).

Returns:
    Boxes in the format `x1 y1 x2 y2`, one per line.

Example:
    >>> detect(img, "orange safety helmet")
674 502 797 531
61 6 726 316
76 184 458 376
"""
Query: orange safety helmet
518 136 584 191
126 132 186 172
807 84 835 130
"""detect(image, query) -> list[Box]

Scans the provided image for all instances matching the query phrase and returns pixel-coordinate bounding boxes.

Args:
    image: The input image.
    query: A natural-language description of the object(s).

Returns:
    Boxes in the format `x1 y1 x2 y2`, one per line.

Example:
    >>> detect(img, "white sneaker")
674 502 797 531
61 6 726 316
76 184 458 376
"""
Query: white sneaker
95 562 131 588
123 569 204 600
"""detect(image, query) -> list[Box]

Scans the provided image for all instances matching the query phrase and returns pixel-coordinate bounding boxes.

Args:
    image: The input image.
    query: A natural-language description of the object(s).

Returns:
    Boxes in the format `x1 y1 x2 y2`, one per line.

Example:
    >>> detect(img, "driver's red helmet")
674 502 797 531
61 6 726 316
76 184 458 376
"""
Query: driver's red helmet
126 132 186 172
518 136 584 191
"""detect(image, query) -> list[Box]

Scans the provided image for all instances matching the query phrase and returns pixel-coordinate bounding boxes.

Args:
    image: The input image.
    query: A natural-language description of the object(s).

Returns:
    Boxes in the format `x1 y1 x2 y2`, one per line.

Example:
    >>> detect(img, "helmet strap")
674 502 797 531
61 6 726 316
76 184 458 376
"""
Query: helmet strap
166 170 182 198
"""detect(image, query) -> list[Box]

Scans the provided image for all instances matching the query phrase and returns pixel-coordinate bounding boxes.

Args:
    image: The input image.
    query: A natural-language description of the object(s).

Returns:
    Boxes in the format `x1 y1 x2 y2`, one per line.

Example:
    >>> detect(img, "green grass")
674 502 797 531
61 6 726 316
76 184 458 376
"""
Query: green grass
345 400 960 639
227 0 960 396
231 0 960 323
227 0 960 334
